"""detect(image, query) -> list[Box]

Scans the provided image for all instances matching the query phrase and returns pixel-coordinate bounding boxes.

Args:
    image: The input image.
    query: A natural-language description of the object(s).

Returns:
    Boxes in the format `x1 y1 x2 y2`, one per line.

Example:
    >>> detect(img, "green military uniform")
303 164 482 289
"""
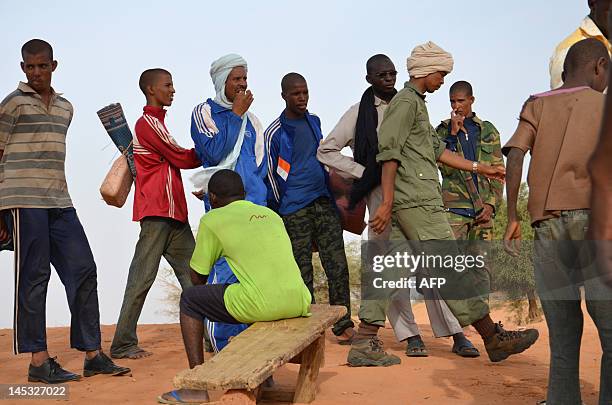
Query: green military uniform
435 117 504 241
435 117 504 304
376 82 489 326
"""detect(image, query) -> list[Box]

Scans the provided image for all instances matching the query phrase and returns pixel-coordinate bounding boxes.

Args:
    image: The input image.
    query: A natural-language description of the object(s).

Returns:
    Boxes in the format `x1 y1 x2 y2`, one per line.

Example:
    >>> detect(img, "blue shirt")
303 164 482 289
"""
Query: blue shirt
280 117 329 215
444 116 481 218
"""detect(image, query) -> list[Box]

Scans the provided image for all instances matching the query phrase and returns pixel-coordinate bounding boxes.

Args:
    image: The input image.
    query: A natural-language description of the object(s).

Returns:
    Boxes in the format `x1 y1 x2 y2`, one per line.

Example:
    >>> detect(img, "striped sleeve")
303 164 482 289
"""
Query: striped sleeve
0 97 18 149
191 103 218 138
264 119 282 207
191 103 242 166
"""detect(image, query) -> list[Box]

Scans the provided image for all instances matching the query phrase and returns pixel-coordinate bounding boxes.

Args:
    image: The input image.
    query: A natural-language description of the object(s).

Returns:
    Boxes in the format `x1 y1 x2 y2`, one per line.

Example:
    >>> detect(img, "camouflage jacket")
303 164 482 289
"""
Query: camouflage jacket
435 116 504 213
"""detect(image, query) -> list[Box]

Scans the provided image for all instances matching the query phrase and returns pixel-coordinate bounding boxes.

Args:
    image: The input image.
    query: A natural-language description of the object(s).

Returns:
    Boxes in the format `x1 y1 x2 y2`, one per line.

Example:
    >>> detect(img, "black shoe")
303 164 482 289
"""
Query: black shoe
28 357 81 384
83 351 131 377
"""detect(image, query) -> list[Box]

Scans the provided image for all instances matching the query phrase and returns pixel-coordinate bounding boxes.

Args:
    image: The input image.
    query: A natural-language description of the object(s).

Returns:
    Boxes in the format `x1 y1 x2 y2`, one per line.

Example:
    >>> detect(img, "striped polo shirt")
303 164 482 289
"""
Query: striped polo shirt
0 82 73 209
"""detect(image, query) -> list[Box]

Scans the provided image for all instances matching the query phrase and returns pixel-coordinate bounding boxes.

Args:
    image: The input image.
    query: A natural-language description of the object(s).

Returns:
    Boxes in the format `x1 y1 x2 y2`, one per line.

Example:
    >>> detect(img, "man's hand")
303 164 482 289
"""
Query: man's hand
192 189 205 200
475 204 494 225
0 215 9 243
232 90 254 117
450 110 466 135
369 201 392 235
477 163 505 181
190 268 208 286
503 219 522 256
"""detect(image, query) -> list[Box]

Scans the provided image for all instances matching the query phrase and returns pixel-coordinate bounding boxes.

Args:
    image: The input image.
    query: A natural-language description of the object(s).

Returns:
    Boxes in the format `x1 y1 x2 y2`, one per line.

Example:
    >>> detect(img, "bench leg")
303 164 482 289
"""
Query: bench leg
219 389 256 404
293 333 325 403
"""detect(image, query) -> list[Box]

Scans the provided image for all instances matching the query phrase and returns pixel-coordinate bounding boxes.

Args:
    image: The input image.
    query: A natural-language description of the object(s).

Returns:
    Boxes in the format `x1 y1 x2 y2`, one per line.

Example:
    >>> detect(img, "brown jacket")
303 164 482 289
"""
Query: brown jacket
502 87 604 224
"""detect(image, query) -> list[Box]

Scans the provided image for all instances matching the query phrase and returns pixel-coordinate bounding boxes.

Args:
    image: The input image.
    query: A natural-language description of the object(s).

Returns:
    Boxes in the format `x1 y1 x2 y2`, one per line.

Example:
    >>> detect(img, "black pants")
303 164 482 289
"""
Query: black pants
12 208 101 354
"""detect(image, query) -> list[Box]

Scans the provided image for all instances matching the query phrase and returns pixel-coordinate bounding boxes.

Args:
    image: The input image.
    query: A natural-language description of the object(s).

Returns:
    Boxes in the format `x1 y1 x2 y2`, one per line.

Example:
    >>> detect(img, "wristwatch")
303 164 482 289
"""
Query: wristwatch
472 161 478 173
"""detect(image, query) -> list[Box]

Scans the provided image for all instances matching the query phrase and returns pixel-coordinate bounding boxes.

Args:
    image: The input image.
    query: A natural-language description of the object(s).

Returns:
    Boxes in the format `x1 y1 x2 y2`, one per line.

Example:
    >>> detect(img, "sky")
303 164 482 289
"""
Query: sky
0 0 587 328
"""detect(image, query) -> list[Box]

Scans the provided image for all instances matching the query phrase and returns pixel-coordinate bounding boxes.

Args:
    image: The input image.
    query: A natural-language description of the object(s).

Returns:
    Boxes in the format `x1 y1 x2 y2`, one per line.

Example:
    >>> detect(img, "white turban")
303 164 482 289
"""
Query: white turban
406 41 454 79
210 53 248 108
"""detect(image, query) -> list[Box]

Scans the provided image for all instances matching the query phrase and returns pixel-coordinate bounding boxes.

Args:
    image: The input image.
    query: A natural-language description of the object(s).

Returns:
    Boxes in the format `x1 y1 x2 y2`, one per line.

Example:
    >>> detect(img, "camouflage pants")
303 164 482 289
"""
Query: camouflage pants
447 212 492 302
282 197 354 335
447 211 493 241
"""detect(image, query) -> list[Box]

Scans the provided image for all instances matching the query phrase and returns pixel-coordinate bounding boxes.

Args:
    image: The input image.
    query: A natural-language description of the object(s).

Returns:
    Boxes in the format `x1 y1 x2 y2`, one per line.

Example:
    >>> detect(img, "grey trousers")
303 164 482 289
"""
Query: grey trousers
110 217 194 356
358 186 462 340
534 210 612 405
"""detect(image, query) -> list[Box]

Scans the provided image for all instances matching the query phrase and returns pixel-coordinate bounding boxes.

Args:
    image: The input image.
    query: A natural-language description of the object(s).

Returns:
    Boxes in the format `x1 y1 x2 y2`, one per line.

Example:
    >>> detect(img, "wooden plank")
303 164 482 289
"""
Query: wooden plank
259 386 295 403
174 305 346 391
293 334 325 403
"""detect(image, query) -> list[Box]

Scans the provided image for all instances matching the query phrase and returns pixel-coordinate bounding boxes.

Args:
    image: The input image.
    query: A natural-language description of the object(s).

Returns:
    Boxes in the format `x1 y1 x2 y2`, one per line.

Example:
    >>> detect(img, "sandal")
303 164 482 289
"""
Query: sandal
157 390 205 405
452 339 480 358
406 337 428 357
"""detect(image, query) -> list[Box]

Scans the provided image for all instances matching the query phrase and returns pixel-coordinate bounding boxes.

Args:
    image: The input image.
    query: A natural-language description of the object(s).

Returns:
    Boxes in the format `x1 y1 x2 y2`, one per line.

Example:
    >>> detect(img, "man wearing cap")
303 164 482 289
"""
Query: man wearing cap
190 53 267 352
370 41 539 363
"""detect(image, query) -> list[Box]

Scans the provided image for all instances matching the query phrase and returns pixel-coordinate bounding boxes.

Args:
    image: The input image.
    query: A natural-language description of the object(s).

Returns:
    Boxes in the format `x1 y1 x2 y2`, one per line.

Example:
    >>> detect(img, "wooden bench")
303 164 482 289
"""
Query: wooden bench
173 304 347 404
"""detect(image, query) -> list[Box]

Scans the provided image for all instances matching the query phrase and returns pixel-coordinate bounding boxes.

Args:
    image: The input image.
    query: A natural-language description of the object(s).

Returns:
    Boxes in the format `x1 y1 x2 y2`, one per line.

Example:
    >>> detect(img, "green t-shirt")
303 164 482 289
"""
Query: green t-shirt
190 200 312 323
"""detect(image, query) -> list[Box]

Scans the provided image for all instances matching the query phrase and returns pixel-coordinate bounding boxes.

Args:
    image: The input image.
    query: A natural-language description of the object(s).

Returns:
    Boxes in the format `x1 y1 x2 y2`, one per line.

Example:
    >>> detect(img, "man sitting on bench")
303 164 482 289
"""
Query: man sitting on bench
159 169 312 404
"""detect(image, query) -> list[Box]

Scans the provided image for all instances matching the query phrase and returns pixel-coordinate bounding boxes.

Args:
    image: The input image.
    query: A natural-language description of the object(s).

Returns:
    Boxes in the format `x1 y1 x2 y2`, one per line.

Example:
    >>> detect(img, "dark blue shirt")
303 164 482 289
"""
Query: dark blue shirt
444 116 481 218
280 117 329 215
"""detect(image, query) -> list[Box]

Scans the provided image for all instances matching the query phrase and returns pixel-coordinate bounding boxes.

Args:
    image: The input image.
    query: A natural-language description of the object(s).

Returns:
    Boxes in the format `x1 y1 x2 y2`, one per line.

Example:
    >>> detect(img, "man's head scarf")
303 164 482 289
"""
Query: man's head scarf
210 53 248 108
406 41 454 79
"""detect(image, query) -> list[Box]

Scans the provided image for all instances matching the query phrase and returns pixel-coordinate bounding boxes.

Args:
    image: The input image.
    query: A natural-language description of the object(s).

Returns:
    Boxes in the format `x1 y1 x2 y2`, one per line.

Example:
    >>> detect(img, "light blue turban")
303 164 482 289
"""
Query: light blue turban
210 53 248 108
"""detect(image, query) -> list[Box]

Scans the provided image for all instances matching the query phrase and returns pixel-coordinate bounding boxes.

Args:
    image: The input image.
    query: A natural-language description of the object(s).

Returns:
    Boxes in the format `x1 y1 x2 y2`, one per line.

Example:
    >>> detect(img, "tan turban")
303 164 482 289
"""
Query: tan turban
406 41 454 78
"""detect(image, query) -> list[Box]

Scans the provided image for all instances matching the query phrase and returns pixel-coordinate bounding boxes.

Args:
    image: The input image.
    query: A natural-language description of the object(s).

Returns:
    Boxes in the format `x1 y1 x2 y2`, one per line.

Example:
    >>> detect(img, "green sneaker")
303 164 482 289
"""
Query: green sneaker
485 323 539 362
347 336 401 367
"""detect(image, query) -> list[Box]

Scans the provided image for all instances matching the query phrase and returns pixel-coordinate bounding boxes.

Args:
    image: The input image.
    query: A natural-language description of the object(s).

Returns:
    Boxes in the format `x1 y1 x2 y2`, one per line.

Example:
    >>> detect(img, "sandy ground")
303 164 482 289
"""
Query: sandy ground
0 303 604 405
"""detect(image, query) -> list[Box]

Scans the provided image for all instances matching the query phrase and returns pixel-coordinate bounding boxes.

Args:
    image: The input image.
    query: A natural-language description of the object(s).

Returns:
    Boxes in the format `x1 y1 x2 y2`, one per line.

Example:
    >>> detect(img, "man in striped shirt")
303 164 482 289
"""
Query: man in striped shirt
0 39 129 383
110 69 201 359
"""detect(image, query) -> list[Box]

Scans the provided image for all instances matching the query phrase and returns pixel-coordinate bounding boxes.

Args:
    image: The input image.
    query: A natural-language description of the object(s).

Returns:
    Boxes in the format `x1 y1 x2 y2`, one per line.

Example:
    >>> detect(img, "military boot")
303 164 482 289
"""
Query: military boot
347 336 401 367
485 322 539 362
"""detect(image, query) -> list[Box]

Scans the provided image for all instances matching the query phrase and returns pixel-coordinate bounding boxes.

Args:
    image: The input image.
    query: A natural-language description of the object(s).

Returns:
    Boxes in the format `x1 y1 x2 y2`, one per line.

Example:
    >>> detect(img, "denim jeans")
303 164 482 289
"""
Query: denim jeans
534 210 612 405
111 217 194 356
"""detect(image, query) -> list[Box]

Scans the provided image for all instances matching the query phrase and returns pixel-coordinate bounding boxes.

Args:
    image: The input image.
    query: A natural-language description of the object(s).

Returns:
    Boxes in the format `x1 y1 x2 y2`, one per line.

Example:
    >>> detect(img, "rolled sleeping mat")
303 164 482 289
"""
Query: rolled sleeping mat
97 103 136 177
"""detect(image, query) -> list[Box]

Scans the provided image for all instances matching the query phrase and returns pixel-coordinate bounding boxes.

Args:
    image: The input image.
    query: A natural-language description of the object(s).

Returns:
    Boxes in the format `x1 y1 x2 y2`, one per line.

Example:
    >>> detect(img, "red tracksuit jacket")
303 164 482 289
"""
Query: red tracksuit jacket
132 106 200 223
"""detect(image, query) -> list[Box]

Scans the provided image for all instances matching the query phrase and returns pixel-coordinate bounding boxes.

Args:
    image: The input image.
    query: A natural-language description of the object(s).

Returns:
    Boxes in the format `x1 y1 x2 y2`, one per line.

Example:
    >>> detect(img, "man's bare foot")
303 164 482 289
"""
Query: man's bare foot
337 327 356 345
158 389 209 404
111 346 152 360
